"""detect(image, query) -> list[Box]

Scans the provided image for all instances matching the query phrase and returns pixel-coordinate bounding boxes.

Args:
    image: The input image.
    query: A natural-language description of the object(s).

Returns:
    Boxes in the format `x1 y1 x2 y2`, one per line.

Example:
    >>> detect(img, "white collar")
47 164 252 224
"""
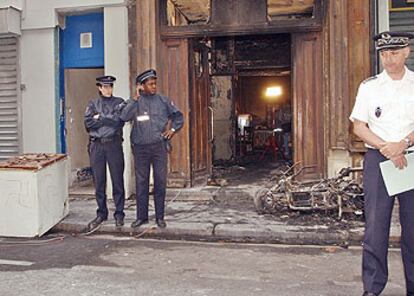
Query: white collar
378 66 414 85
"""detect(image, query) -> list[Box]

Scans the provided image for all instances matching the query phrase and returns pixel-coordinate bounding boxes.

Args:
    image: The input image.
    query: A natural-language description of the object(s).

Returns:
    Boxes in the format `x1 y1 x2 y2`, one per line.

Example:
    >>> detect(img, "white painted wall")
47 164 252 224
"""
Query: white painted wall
21 28 57 153
0 6 21 35
18 1 132 195
378 0 389 34
104 6 129 99
22 0 125 29
0 0 23 10
104 6 134 197
327 150 352 178
20 0 128 154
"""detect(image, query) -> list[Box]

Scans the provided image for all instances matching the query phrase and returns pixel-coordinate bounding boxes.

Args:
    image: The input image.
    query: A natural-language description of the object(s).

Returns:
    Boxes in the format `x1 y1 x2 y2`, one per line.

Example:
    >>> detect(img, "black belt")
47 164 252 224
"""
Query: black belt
90 136 121 143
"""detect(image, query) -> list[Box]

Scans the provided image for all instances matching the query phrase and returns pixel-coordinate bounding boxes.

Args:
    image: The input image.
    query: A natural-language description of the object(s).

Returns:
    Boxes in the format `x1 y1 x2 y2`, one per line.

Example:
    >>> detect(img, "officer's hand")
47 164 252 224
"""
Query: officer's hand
390 154 407 170
162 130 175 140
133 85 144 101
380 141 406 159
93 113 100 120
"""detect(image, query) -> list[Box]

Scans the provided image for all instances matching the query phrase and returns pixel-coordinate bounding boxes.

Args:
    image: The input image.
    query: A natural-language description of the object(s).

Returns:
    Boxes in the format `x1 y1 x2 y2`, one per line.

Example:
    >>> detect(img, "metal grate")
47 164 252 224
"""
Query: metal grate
0 37 19 160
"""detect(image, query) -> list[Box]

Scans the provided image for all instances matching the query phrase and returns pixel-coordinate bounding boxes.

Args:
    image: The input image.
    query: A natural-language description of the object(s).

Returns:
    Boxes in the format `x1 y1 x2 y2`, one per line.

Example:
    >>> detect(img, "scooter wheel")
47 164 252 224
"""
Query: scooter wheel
254 188 274 214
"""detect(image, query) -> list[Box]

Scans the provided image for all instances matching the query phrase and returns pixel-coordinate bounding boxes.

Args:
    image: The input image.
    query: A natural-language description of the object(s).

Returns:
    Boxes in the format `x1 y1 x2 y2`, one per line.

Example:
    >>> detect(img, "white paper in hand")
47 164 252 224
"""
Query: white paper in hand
380 152 414 196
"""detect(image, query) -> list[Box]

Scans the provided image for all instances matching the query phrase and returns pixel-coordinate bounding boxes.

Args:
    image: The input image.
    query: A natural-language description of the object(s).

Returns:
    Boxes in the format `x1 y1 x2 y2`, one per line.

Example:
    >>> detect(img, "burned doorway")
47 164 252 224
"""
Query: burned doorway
210 34 293 185
235 75 292 162
159 0 326 185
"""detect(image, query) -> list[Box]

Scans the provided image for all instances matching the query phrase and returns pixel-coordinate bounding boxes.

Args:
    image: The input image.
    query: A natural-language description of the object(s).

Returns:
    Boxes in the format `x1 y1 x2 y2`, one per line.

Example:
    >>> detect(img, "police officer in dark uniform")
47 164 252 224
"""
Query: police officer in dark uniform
84 75 126 230
350 32 414 296
120 69 184 228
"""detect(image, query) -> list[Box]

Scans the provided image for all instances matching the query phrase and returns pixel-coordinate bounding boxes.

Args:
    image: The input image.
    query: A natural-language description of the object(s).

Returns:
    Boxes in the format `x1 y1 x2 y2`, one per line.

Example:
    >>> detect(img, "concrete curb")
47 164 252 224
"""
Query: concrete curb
53 220 367 246
213 224 357 245
49 198 402 246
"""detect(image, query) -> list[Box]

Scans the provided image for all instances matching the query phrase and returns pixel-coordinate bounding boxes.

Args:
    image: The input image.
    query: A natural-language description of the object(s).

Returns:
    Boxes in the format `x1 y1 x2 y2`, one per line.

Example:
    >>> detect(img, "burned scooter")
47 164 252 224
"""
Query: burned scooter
253 164 364 219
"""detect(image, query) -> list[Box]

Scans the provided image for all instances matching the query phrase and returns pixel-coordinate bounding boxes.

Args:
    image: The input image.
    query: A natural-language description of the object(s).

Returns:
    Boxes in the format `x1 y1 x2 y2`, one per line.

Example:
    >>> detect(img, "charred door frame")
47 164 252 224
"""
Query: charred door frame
157 2 327 182
159 39 192 187
159 0 327 39
189 39 212 186
292 32 324 180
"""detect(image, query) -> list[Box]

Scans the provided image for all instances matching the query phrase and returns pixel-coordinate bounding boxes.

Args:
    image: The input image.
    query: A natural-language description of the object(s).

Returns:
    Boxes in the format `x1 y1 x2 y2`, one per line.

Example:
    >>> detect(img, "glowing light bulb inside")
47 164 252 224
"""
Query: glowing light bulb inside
265 86 282 97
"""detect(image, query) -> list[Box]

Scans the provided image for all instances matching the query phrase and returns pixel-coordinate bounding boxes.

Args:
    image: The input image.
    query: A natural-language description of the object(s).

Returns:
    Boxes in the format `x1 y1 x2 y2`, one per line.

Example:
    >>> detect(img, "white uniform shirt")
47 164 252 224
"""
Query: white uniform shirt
349 67 414 149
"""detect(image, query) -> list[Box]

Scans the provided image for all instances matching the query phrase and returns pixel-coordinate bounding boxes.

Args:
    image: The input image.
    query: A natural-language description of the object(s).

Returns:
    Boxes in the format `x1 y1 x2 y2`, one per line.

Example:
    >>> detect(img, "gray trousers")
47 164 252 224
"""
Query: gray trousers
362 149 414 295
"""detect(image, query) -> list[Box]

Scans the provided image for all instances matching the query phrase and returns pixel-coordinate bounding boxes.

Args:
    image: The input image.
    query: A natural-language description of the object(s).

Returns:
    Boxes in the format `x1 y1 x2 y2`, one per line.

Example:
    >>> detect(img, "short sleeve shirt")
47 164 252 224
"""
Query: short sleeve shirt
349 67 414 148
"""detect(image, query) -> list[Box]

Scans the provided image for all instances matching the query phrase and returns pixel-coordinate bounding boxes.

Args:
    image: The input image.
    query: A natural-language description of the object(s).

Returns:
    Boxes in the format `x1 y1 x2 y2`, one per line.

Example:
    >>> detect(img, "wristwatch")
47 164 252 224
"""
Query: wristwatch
403 137 412 148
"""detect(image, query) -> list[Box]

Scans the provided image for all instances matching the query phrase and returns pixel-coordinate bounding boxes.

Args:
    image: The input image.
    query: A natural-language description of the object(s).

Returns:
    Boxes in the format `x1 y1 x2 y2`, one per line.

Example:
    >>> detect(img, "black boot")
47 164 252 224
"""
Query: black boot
156 219 167 228
87 216 106 230
131 219 149 228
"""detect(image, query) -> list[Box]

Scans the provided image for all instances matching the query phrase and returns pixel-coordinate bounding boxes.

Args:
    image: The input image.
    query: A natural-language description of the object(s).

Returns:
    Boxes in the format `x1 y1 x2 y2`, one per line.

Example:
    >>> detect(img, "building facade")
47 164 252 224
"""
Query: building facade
1 0 413 190
0 0 133 195
129 0 389 187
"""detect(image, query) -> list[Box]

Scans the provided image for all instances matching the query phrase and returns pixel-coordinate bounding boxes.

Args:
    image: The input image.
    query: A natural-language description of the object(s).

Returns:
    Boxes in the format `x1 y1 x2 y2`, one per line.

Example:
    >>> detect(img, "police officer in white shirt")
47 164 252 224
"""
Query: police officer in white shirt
350 31 414 296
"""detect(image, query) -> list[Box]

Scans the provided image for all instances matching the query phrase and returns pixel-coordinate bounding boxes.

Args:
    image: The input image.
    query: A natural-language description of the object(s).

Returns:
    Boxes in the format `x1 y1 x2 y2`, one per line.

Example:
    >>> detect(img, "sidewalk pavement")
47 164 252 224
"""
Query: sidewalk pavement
54 189 402 246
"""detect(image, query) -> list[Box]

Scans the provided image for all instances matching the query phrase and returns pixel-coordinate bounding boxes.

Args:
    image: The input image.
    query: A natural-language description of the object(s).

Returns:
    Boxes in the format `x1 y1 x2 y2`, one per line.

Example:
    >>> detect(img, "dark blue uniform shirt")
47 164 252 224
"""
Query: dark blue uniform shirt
120 94 184 145
84 95 125 139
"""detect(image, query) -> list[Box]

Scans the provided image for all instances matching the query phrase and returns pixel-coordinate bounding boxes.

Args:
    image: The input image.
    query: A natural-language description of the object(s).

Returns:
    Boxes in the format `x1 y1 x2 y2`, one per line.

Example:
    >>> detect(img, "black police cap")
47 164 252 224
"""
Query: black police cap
135 69 157 85
96 75 116 86
373 31 414 51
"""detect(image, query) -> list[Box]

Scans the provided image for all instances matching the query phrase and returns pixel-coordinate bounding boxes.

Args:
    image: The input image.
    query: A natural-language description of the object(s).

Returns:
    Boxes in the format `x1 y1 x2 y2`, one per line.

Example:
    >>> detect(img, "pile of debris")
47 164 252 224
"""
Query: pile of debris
253 164 364 221
76 167 93 182
0 153 67 171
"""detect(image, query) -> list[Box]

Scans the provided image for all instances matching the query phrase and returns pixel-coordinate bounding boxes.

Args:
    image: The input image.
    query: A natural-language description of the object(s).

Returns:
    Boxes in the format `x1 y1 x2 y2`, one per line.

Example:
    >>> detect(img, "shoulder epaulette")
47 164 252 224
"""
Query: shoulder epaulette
362 75 378 84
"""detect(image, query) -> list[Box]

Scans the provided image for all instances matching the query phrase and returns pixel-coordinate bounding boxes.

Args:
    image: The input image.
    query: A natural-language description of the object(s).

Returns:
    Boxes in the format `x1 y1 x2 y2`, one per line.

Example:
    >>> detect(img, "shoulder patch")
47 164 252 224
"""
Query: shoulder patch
362 75 378 84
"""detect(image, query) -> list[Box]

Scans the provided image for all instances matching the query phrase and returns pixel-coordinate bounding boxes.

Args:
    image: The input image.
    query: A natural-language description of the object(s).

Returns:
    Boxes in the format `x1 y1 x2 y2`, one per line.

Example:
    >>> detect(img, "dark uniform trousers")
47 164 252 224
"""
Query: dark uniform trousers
363 149 414 295
133 141 168 221
89 138 125 220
